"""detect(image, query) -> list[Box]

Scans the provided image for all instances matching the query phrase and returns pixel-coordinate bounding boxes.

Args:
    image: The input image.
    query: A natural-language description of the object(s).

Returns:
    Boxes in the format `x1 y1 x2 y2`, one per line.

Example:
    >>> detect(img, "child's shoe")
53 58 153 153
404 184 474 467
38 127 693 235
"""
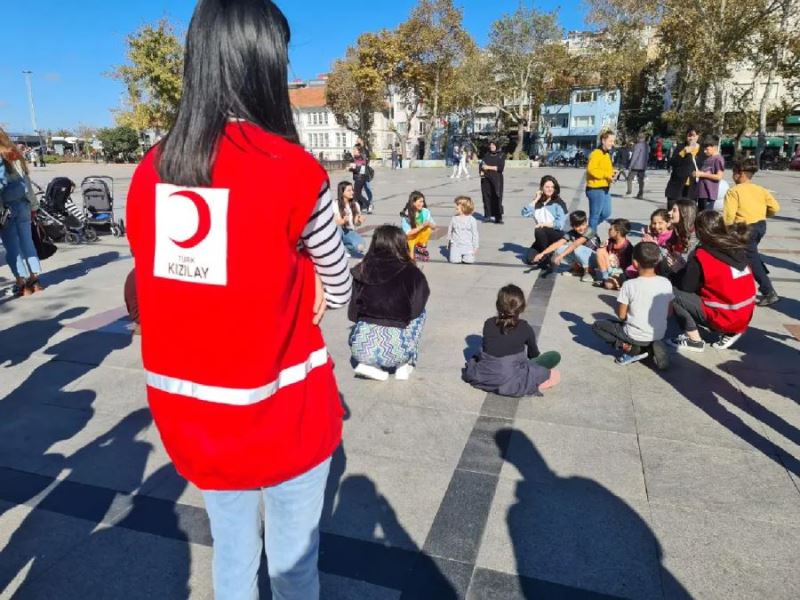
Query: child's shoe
668 334 705 353
395 363 414 380
711 333 742 350
354 363 389 381
615 352 649 365
415 245 430 262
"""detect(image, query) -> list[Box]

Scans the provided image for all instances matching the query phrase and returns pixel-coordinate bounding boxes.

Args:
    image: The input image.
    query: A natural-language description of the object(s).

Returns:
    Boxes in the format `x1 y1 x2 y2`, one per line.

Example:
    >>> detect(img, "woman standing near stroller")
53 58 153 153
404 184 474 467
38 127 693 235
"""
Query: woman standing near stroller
0 128 43 296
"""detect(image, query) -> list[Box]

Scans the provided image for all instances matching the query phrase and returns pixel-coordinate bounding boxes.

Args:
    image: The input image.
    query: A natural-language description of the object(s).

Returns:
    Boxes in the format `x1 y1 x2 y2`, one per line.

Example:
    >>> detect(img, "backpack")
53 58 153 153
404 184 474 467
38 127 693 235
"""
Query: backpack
366 165 375 181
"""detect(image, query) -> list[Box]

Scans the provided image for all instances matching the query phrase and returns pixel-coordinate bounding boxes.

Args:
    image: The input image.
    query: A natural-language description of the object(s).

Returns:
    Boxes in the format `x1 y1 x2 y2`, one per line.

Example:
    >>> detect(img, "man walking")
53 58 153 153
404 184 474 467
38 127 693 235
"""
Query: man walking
627 134 649 199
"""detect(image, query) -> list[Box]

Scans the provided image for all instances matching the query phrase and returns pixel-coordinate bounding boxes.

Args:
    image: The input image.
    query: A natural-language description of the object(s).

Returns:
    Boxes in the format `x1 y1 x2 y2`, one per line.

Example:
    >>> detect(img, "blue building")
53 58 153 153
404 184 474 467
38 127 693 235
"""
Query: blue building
540 88 621 152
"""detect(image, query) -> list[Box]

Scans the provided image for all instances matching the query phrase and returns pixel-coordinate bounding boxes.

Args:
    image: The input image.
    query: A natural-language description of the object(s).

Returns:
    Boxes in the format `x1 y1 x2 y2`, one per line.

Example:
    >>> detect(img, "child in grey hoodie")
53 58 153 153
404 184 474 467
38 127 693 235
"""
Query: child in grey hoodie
448 195 480 264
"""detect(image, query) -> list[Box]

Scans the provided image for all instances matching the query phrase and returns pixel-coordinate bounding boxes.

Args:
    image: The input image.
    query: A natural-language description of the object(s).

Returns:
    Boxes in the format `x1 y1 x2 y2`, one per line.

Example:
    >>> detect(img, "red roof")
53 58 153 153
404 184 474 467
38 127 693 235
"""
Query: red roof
289 86 327 109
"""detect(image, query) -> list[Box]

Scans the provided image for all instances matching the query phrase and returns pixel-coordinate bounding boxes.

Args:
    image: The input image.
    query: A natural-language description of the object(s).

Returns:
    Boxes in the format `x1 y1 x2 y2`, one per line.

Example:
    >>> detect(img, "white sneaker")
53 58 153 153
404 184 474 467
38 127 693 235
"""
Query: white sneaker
712 333 742 350
354 363 389 381
394 363 414 380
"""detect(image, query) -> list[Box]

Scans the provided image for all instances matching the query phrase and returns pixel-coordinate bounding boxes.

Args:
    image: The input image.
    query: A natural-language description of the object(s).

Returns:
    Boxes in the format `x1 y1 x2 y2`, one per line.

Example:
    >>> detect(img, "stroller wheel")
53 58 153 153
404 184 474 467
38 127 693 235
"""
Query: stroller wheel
118 219 126 235
85 227 99 242
65 231 80 245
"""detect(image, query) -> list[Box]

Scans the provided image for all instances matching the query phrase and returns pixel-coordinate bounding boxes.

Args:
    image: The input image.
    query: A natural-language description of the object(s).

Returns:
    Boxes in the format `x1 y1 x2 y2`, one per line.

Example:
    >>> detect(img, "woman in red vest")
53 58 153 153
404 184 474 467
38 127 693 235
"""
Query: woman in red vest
669 211 756 353
126 1 351 598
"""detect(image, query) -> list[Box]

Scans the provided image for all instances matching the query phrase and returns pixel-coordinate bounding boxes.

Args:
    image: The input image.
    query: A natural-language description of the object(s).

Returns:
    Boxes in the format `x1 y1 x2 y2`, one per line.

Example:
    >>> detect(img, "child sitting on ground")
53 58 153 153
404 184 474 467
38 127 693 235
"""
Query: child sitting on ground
594 218 633 290
531 210 601 281
447 195 480 264
664 199 697 277
669 210 756 352
400 190 436 262
592 242 673 368
463 284 561 396
626 208 673 280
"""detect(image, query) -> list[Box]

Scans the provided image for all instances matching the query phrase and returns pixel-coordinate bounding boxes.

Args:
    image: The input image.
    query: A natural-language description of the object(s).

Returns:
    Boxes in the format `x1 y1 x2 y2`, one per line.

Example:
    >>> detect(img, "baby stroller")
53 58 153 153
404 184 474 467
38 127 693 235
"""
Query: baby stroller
38 177 97 244
81 175 124 237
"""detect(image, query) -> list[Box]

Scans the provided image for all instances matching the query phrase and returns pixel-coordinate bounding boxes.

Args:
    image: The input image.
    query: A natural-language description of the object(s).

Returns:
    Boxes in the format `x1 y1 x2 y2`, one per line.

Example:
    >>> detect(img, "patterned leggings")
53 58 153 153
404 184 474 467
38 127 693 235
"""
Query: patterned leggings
349 311 427 368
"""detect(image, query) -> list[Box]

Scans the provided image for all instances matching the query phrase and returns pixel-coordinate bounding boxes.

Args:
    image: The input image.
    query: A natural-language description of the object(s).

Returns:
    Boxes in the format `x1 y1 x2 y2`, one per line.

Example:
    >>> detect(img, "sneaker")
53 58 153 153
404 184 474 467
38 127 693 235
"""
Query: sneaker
395 363 414 380
668 334 705 353
615 352 649 365
415 245 429 258
756 292 779 307
354 363 389 381
367 204 374 214
650 340 670 370
712 333 742 350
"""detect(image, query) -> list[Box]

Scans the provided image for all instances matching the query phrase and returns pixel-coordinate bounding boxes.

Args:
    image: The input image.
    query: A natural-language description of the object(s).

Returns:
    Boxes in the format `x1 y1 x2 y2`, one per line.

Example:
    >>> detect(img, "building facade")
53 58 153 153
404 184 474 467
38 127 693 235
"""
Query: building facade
540 88 621 151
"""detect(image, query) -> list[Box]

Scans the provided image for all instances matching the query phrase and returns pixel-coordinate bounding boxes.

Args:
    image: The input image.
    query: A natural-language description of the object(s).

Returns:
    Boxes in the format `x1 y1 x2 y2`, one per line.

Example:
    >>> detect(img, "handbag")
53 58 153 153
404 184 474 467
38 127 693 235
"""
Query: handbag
0 204 9 229
31 221 58 260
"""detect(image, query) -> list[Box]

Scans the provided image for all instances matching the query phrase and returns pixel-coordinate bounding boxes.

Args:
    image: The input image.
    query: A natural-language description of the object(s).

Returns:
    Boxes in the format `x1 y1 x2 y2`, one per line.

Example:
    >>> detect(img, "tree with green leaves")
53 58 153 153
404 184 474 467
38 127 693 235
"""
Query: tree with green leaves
111 19 183 134
397 0 474 159
97 126 140 162
325 37 386 141
477 6 568 158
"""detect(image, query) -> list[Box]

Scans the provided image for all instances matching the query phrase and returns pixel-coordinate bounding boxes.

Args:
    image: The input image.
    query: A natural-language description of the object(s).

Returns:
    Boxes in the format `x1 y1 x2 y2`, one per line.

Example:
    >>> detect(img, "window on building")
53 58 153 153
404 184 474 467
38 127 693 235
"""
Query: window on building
574 91 598 103
608 91 617 102
547 115 568 128
307 134 313 148
323 133 330 147
572 115 596 128
322 112 329 125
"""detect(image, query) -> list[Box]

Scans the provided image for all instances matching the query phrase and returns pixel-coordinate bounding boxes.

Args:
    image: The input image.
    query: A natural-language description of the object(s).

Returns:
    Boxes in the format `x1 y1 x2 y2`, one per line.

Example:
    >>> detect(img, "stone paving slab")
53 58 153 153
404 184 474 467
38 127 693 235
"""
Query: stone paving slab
1 164 798 599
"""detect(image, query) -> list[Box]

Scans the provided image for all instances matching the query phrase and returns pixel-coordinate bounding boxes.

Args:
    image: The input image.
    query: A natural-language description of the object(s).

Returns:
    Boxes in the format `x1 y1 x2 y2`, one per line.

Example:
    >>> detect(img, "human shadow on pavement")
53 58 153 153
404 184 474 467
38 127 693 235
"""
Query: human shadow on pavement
652 352 800 479
41 251 122 289
0 307 87 366
762 254 800 275
495 429 691 599
499 242 530 264
0 326 133 520
0 409 153 596
762 295 800 321
559 311 614 352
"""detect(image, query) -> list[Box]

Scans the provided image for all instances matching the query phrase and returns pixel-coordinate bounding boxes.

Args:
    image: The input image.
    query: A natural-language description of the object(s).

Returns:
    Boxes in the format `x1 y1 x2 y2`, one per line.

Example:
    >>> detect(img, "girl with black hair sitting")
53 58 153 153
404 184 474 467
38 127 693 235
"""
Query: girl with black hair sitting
464 284 561 397
522 174 568 267
349 225 430 381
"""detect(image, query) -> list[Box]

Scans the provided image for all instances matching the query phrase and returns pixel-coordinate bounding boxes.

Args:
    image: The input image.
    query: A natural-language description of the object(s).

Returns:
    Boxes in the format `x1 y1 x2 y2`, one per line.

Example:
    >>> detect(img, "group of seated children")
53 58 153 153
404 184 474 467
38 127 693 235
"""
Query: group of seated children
341 156 777 396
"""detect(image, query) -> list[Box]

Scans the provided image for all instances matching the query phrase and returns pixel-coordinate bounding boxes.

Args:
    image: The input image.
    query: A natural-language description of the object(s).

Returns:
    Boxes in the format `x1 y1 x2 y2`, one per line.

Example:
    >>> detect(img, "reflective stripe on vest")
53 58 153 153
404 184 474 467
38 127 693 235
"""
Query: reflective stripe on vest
702 296 757 311
145 347 329 406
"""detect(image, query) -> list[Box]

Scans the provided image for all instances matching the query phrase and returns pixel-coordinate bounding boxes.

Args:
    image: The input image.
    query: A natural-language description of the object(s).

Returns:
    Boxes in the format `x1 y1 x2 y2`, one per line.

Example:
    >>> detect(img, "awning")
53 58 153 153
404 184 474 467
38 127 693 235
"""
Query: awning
786 115 800 125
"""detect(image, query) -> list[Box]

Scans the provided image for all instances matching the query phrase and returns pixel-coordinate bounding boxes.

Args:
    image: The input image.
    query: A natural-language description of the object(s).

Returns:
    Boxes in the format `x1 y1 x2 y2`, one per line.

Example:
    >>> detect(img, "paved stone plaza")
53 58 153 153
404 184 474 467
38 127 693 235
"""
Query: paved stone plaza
0 162 798 599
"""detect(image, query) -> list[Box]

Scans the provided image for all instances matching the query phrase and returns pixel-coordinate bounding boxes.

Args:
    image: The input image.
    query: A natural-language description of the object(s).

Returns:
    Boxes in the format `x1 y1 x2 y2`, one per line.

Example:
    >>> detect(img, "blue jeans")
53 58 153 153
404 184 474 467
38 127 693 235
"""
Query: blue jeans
202 458 331 600
364 181 374 205
555 243 597 269
0 198 41 279
340 228 364 254
586 188 611 233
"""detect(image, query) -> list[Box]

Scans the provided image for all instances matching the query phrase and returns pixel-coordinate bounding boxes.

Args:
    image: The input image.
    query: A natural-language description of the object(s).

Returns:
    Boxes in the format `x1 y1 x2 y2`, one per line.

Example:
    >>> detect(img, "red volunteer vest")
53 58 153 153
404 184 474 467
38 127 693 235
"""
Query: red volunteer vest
696 248 756 334
127 124 343 490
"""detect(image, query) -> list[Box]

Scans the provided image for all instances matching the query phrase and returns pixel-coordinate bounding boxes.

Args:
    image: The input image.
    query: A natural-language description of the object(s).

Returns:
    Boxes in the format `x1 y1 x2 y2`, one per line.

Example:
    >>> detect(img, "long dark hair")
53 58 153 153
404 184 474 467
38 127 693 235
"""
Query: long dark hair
535 175 563 208
695 211 749 252
495 284 526 334
157 0 299 187
671 199 696 252
364 225 413 264
337 180 356 219
403 191 426 229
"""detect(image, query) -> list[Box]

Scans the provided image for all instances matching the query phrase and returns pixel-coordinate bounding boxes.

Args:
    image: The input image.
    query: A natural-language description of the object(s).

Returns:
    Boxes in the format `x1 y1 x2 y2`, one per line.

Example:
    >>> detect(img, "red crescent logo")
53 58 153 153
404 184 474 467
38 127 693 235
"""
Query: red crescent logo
169 190 212 249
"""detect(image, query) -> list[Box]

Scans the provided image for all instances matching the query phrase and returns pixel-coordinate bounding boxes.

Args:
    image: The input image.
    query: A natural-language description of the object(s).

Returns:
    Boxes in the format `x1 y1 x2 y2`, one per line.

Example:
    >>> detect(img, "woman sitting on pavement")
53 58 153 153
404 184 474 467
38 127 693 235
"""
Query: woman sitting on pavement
334 180 366 256
349 225 430 381
0 127 44 296
522 175 568 266
669 210 756 353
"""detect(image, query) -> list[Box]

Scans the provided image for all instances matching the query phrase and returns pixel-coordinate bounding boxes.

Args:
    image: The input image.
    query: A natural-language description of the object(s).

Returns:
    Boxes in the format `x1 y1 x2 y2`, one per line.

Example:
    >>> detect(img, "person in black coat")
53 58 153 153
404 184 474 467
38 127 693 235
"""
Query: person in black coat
348 225 430 381
665 128 704 209
479 141 505 223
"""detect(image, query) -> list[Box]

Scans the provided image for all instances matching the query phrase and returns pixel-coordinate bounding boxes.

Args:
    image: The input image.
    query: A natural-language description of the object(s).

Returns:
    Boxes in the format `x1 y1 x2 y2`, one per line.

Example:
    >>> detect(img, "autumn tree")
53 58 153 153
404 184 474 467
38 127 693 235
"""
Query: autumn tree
397 0 474 159
326 34 387 141
111 19 183 134
478 6 567 158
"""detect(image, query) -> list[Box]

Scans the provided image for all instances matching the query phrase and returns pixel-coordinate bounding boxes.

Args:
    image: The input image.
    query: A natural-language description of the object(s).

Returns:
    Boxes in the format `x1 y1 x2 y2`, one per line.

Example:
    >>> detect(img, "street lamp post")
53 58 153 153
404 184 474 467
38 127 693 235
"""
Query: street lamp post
22 70 45 157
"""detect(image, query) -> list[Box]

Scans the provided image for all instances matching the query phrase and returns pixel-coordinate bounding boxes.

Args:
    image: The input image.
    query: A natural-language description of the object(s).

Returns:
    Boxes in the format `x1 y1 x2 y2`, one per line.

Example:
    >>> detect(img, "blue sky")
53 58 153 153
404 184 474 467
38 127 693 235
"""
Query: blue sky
1 1 587 133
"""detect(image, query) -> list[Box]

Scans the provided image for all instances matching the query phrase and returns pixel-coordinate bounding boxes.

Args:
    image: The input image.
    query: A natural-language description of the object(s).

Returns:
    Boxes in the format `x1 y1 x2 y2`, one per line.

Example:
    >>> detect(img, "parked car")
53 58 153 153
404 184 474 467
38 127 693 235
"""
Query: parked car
790 153 800 171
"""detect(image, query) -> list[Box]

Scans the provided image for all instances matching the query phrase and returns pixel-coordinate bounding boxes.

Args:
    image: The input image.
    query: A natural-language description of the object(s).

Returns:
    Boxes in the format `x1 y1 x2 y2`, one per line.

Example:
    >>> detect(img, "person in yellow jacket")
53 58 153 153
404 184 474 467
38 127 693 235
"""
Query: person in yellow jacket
585 131 617 233
723 157 781 306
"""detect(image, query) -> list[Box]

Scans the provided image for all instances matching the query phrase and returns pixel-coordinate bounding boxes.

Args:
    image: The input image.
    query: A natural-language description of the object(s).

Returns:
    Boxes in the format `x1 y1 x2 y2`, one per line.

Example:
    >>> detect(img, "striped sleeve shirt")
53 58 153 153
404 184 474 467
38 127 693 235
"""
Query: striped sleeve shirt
300 181 352 309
